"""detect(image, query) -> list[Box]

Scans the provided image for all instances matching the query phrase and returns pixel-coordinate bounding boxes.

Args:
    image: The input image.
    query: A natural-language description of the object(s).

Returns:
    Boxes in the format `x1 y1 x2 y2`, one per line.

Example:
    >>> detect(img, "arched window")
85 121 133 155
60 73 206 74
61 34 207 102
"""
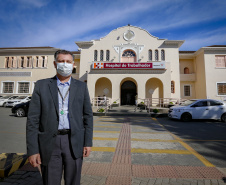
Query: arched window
106 50 110 61
161 50 165 61
121 50 136 62
155 50 159 61
184 67 189 74
171 81 175 93
148 50 152 61
94 50 98 61
100 50 104 61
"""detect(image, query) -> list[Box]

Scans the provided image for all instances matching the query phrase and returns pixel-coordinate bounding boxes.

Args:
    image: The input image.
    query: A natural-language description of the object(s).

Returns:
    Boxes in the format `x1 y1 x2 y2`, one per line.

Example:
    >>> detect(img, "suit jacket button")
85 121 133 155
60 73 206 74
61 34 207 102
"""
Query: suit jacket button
53 133 57 137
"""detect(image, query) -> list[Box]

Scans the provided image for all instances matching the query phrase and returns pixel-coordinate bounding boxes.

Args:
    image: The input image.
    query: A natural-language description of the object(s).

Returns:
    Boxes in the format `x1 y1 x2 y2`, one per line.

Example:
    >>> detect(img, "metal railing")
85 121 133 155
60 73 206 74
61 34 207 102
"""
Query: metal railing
142 98 186 112
92 97 112 113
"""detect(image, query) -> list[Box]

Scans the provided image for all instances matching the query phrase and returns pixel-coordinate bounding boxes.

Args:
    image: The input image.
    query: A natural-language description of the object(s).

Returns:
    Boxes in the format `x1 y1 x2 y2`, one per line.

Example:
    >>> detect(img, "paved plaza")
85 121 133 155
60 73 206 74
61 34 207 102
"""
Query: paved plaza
1 115 226 185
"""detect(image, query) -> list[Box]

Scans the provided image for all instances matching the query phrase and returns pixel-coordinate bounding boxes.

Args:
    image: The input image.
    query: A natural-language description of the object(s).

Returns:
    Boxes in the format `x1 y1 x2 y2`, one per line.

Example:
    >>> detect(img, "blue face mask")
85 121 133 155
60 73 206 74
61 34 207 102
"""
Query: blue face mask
56 62 73 77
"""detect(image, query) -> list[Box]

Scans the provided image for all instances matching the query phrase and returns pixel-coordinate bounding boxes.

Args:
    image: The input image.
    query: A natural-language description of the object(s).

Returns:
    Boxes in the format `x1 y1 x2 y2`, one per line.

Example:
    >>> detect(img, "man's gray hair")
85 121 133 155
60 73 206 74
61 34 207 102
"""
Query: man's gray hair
54 50 74 62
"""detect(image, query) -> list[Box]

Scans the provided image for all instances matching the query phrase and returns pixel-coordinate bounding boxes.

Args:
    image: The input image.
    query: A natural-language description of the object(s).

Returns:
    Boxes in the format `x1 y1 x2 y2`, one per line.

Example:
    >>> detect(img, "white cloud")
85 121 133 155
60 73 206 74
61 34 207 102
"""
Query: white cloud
15 0 49 8
181 27 226 50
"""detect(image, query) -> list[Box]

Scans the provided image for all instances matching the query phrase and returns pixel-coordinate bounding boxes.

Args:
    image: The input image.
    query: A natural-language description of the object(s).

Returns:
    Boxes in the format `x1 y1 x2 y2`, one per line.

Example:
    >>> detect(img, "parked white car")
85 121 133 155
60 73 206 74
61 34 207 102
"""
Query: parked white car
168 99 226 122
0 96 19 107
5 96 31 107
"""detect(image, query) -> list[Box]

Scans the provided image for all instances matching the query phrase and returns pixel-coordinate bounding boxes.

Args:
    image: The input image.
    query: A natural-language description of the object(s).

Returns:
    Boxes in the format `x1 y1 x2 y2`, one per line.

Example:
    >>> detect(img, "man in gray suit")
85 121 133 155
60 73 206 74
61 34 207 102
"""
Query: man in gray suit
26 50 93 185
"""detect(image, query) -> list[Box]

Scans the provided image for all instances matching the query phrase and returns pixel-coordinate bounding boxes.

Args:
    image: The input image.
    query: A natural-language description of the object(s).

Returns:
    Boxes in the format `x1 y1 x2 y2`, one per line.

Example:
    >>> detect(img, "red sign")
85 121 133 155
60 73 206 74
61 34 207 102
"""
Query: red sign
92 62 165 69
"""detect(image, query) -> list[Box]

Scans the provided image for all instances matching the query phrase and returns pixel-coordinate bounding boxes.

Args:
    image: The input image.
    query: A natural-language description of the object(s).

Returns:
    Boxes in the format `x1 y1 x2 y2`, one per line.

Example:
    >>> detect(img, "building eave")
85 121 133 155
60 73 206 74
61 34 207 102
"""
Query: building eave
75 41 94 48
0 46 60 55
164 40 185 48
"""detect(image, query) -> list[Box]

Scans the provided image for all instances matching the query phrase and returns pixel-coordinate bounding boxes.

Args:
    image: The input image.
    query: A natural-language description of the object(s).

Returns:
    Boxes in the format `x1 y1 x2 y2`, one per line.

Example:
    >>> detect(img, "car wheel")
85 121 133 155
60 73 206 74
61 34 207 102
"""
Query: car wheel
16 108 26 117
221 113 226 123
181 113 192 122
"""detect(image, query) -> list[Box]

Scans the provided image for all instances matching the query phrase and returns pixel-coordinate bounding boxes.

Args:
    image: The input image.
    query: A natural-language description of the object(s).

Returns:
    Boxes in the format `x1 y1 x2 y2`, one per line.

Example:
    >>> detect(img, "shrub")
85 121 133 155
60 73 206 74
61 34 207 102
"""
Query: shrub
113 101 117 104
153 109 159 113
169 102 174 104
98 108 105 112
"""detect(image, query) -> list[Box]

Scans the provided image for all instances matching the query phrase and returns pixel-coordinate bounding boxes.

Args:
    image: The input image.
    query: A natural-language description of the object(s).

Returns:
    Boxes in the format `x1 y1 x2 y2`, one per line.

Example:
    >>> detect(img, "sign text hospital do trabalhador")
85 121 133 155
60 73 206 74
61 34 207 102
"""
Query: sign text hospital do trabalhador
92 62 165 69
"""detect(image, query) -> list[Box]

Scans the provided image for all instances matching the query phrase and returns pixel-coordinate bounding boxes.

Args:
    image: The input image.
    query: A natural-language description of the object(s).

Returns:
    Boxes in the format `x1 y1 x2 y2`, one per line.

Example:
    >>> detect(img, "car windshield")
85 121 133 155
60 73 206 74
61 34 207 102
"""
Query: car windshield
17 96 27 99
180 100 197 106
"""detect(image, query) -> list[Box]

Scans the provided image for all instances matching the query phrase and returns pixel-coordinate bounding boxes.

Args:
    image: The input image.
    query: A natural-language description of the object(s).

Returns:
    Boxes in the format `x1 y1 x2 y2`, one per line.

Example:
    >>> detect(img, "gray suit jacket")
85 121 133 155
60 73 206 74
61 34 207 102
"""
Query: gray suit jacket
26 76 93 165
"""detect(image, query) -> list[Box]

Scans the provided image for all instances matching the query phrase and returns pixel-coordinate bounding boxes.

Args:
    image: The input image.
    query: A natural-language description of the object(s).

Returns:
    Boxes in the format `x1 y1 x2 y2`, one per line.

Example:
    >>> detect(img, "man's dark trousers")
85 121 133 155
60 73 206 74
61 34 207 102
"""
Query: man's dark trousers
41 134 83 185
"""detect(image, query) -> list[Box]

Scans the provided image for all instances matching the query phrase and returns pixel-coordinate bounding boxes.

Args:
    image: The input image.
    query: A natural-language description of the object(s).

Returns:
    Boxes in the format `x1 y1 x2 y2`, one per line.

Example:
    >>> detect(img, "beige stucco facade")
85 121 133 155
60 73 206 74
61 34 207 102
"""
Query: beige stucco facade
0 25 226 104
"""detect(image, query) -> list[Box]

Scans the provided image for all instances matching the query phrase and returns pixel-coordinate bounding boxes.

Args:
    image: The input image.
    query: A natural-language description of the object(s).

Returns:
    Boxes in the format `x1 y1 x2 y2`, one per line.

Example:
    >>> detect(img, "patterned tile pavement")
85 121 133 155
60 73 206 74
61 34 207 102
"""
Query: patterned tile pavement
1 116 226 185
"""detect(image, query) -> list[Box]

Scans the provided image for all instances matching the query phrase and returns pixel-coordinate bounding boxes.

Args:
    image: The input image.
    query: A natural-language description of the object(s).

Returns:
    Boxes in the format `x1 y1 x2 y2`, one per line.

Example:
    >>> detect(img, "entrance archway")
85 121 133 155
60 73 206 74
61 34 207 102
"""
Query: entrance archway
121 80 137 105
95 77 112 98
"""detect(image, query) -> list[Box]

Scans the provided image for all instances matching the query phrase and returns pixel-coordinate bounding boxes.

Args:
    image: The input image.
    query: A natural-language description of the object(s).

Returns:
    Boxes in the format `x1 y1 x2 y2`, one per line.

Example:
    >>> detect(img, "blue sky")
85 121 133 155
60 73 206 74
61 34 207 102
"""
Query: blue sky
0 0 226 51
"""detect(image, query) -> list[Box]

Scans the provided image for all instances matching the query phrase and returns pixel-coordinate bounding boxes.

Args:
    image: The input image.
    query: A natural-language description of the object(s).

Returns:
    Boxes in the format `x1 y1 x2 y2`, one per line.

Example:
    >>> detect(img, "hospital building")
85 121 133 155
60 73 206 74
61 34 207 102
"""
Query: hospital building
0 25 226 105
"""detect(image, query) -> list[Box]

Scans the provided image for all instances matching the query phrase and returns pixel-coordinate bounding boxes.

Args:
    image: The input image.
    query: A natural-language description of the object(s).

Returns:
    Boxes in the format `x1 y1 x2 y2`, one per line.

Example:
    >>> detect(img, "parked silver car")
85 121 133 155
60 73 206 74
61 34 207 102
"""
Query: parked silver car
0 96 19 107
5 96 31 107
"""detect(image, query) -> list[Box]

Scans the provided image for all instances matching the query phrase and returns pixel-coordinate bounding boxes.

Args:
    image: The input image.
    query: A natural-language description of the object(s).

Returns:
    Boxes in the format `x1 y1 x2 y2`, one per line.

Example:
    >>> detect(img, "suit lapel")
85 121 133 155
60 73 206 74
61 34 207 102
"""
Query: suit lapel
49 76 59 116
69 78 78 111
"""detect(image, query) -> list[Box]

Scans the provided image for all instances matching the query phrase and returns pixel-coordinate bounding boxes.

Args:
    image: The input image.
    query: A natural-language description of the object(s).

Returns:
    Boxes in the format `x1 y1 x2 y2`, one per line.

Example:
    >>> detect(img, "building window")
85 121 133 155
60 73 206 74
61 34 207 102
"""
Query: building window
217 83 226 95
184 67 189 74
121 50 136 63
18 82 30 94
94 50 98 61
171 81 175 93
184 85 191 96
148 50 152 61
215 56 226 68
3 82 14 93
155 50 158 61
161 50 165 61
106 50 110 61
100 50 104 61
21 57 24 68
27 57 32 67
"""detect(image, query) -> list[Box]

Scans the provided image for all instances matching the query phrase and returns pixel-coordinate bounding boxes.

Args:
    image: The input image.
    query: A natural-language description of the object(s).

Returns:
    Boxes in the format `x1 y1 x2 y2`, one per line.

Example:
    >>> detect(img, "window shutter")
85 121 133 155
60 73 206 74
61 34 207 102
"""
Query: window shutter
13 56 17 68
44 56 48 67
38 56 42 67
24 56 28 68
28 57 32 67
8 57 12 68
18 57 21 68
5 57 8 68
216 56 225 67
32 56 36 67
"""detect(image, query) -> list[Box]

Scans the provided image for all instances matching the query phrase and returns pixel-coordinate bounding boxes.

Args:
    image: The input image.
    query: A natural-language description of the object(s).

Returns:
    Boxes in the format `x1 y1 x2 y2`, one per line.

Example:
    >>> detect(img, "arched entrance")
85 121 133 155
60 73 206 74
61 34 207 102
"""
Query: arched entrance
95 77 112 98
121 81 137 105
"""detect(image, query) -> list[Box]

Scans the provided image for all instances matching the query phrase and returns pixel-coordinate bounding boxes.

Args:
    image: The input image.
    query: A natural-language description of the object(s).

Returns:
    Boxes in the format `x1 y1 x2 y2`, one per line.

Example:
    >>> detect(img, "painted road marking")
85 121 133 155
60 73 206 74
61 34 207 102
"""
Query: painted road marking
92 147 192 154
0 131 25 135
131 148 191 154
92 147 115 152
131 138 178 142
93 137 118 141
173 135 215 167
94 131 120 133
133 132 169 134
151 118 215 167
94 126 122 128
